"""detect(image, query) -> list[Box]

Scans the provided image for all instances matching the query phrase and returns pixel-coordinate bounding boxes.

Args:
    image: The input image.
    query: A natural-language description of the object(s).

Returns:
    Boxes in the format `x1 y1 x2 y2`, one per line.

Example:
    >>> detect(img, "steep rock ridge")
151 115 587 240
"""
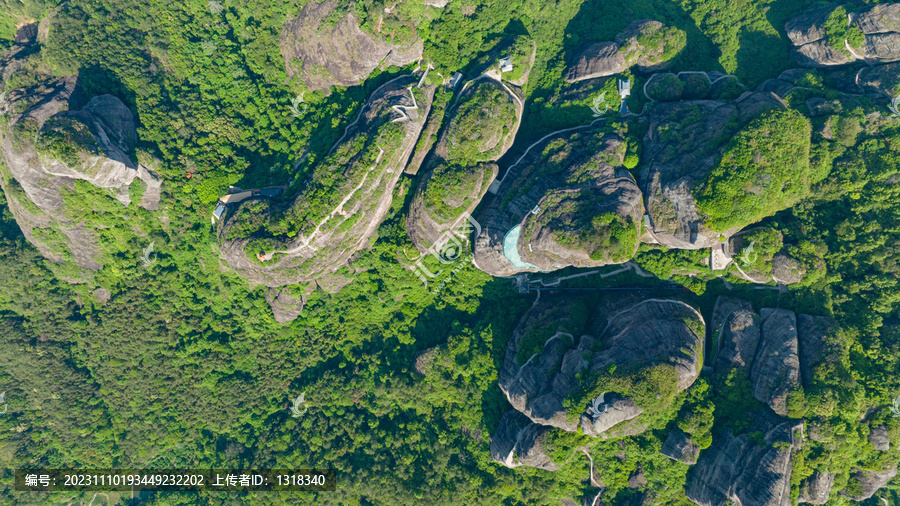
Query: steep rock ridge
711 296 760 374
0 59 159 270
473 128 640 277
750 309 801 417
661 429 699 464
565 20 686 82
786 3 900 67
218 76 432 289
841 465 898 500
279 0 423 92
495 295 703 443
685 411 801 506
797 471 835 505
406 77 523 255
489 410 560 471
640 92 785 249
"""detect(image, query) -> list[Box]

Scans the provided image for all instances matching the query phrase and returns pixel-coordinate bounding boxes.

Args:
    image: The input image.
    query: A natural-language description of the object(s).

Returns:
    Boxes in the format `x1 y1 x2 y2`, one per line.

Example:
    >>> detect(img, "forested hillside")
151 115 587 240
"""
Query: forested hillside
2 0 900 505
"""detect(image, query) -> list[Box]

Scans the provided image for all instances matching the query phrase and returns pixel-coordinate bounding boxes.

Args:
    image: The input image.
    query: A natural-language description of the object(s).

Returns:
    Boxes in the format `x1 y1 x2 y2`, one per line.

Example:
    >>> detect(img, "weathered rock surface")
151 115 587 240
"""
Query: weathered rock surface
797 471 835 504
489 410 560 471
841 465 898 500
685 411 801 506
661 429 699 464
787 3 900 67
264 287 306 324
407 78 522 255
869 425 890 451
0 53 160 270
279 0 423 92
712 296 761 374
565 42 627 83
640 92 784 249
218 77 432 288
856 62 900 98
474 128 638 277
497 295 703 439
750 309 801 416
785 3 834 47
564 20 684 82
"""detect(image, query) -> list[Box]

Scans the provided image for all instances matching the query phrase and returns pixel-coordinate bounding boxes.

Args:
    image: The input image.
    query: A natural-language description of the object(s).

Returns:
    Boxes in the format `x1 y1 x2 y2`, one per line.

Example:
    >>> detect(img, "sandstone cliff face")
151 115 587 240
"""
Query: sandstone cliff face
495 295 703 445
218 76 432 289
640 92 784 249
0 51 160 270
565 20 685 82
280 0 422 92
797 471 835 505
787 3 900 67
489 410 560 471
473 128 639 277
406 77 522 255
685 411 801 506
750 309 801 417
661 428 699 465
842 465 898 501
711 297 760 374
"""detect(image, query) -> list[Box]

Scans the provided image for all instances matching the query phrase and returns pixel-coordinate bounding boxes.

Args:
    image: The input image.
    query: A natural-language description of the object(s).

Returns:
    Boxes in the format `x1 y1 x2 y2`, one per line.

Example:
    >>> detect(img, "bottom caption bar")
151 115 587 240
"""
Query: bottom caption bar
15 469 336 491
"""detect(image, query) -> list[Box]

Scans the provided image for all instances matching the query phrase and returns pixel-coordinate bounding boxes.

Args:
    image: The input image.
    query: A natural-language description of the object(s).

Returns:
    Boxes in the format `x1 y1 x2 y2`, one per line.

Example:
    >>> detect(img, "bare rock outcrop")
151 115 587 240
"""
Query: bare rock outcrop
661 429 699 465
750 309 801 417
869 425 890 451
712 296 761 374
489 410 560 471
640 92 784 249
264 287 306 324
474 128 640 277
565 20 685 82
797 471 835 504
685 411 801 506
218 76 432 288
856 62 900 98
0 59 159 270
496 295 703 440
841 465 898 501
787 3 900 67
406 77 522 255
279 0 423 92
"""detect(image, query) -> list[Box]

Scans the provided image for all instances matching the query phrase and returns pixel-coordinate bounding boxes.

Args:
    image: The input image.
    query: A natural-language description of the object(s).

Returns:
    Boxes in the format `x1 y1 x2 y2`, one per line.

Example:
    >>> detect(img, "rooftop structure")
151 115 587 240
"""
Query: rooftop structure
499 56 513 73
449 72 463 90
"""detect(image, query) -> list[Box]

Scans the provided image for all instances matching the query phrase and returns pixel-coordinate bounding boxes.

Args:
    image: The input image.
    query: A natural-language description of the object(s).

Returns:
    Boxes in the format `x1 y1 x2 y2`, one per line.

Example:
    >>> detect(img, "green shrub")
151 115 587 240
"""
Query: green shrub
695 108 813 232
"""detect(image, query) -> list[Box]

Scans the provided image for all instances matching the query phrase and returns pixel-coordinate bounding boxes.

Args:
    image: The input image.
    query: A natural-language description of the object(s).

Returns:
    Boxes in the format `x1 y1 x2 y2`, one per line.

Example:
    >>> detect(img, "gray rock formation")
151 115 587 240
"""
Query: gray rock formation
640 92 784 249
489 410 560 471
869 425 890 451
564 20 684 82
750 309 801 416
0 61 160 270
685 412 801 506
218 76 432 288
279 0 423 92
497 295 703 439
407 77 523 255
797 471 834 504
565 42 627 83
787 3 900 67
712 296 761 374
856 62 900 98
661 429 699 464
841 465 897 501
473 128 640 277
579 394 644 438
264 287 306 324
